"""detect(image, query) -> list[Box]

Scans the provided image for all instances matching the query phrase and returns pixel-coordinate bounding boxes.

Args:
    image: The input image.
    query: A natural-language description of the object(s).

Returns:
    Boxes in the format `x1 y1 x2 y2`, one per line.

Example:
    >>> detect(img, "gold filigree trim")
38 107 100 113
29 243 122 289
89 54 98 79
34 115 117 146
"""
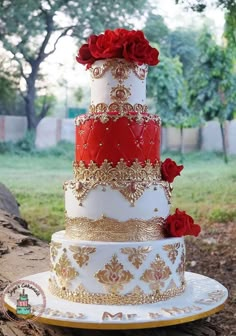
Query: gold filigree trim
140 254 172 291
121 247 152 268
48 277 185 305
94 254 134 294
89 59 148 81
67 159 171 205
163 243 181 264
69 246 96 267
65 215 166 241
75 109 160 124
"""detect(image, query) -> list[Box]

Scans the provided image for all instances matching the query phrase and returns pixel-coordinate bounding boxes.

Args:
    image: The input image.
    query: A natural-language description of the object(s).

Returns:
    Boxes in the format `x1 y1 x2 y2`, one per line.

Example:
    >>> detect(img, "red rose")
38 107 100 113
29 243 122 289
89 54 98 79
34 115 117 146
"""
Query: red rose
76 44 95 68
146 46 160 66
123 39 150 64
165 208 201 238
89 31 123 59
161 158 184 183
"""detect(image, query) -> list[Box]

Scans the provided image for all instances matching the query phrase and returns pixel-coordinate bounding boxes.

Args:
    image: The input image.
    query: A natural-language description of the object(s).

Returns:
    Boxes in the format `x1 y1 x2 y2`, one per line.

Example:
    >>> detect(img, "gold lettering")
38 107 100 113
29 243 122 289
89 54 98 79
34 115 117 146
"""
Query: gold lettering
102 312 123 321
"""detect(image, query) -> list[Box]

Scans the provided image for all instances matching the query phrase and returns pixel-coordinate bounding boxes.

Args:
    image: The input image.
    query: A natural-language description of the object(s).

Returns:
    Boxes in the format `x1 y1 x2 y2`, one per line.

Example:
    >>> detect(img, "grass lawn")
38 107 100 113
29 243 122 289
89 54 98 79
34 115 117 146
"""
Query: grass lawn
0 143 235 241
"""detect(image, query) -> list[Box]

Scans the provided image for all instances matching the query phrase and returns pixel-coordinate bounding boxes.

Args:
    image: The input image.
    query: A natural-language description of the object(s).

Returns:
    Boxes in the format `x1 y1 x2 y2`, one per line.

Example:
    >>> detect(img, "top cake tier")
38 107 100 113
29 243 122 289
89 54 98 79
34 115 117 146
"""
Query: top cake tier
89 59 148 114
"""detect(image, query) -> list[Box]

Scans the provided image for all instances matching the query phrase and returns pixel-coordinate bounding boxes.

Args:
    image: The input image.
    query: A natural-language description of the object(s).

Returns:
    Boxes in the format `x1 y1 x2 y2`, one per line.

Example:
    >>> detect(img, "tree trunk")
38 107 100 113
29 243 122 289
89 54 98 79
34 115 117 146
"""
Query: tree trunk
220 122 228 164
0 184 225 336
25 76 37 130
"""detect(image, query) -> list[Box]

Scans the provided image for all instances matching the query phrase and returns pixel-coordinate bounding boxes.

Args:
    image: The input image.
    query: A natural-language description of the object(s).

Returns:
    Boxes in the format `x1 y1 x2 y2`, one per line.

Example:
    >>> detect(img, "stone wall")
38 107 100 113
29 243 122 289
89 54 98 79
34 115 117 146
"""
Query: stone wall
35 117 74 149
0 116 27 142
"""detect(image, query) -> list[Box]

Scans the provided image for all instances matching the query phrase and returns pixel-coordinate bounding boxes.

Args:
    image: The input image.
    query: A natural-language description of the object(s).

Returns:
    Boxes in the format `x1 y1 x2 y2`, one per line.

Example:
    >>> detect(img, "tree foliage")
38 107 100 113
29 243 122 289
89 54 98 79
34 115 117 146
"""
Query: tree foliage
175 0 236 49
189 30 236 162
189 30 236 122
148 56 190 127
0 0 149 129
169 29 199 76
143 13 170 55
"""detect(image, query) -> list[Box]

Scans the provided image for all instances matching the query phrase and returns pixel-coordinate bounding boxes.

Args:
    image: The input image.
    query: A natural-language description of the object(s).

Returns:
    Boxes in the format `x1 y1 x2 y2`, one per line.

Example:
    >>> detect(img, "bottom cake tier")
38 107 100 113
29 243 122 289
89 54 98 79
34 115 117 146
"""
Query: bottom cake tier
49 231 186 305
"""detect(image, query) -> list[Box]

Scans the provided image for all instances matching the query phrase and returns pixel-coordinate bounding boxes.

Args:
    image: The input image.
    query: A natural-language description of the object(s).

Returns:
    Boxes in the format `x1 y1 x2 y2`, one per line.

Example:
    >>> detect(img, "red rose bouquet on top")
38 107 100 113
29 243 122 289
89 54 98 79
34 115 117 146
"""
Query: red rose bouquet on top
76 28 159 69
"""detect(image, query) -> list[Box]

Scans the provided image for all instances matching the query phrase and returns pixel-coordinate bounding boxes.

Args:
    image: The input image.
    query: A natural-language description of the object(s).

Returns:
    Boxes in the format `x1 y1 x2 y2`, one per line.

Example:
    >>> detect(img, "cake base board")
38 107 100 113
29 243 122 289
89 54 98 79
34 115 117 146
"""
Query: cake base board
3 271 227 330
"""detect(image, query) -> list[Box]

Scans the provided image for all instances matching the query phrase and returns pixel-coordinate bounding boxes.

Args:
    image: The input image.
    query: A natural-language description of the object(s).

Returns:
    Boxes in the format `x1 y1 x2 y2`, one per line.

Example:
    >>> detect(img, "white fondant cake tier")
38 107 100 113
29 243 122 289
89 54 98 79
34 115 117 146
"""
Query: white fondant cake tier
89 59 147 108
49 231 185 305
64 182 170 221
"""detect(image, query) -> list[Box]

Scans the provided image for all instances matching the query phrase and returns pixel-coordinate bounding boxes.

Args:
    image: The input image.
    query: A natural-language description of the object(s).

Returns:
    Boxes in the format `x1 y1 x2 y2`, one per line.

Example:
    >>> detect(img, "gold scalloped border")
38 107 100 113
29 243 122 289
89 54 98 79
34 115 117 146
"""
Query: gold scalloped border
75 111 161 126
48 277 185 305
66 159 171 205
65 215 166 241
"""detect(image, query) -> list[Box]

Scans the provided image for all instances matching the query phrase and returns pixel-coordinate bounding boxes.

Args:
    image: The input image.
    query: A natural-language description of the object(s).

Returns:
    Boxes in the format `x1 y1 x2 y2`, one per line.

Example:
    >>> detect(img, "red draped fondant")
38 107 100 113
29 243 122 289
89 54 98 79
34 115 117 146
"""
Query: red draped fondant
75 112 160 167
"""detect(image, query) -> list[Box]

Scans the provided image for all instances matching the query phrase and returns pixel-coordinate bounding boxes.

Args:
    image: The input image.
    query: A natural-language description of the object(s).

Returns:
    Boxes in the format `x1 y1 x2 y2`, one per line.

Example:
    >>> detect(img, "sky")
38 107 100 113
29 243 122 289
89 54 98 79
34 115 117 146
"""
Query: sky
42 0 226 116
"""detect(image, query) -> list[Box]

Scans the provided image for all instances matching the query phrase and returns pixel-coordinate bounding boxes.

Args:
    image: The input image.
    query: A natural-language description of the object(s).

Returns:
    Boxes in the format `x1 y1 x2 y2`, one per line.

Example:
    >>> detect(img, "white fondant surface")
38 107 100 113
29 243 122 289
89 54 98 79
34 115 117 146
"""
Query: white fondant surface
4 271 228 328
65 183 170 220
90 59 147 106
50 231 185 297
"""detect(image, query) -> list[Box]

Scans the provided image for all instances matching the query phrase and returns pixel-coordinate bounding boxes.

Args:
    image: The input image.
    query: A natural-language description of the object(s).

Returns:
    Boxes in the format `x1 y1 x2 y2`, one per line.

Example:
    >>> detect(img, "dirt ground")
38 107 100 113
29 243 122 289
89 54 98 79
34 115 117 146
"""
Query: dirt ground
186 222 236 336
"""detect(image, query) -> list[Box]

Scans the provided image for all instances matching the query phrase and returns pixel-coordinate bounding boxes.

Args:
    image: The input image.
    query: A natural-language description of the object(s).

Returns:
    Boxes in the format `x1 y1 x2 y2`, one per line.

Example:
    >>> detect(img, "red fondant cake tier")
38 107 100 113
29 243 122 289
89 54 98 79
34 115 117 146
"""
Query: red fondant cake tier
75 112 161 167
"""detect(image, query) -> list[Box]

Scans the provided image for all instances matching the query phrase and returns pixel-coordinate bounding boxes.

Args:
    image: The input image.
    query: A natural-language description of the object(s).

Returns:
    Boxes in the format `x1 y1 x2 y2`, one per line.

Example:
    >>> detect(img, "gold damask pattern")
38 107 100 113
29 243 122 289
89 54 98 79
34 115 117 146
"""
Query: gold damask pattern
121 247 152 268
68 159 171 205
69 246 96 267
65 214 165 241
141 254 171 291
48 278 185 305
75 109 159 124
163 243 181 264
54 251 78 287
50 242 62 261
176 249 185 284
94 254 134 294
89 58 148 81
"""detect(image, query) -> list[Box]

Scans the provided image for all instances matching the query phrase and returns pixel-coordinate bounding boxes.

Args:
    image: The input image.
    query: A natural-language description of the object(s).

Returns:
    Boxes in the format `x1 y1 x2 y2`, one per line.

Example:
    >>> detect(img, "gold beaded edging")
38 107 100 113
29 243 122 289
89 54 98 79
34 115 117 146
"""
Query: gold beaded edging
48 277 185 305
75 110 160 126
65 214 166 241
66 159 171 205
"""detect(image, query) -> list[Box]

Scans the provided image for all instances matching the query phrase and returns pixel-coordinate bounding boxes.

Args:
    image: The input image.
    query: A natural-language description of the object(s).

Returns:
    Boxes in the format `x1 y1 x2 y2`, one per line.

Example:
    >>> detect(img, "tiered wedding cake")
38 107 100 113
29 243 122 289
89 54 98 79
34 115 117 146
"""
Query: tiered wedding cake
48 29 201 305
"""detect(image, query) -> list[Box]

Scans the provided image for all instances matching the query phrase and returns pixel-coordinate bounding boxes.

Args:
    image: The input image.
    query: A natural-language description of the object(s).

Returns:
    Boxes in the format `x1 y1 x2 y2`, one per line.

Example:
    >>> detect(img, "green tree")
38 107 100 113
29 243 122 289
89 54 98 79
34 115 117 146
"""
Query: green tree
0 54 21 115
189 30 236 162
224 3 236 49
148 56 191 159
169 29 199 77
175 0 236 49
0 0 149 130
143 13 170 55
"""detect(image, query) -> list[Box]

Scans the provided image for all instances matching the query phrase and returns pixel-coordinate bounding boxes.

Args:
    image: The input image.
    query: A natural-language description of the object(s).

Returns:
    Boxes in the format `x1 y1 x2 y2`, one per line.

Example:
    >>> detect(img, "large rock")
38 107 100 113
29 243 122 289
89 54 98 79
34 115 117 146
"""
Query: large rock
0 183 20 217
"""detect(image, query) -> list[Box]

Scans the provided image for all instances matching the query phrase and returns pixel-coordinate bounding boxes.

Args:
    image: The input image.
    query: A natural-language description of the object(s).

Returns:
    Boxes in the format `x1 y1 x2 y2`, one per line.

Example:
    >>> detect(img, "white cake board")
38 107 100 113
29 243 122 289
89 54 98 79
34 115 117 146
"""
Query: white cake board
3 271 227 330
